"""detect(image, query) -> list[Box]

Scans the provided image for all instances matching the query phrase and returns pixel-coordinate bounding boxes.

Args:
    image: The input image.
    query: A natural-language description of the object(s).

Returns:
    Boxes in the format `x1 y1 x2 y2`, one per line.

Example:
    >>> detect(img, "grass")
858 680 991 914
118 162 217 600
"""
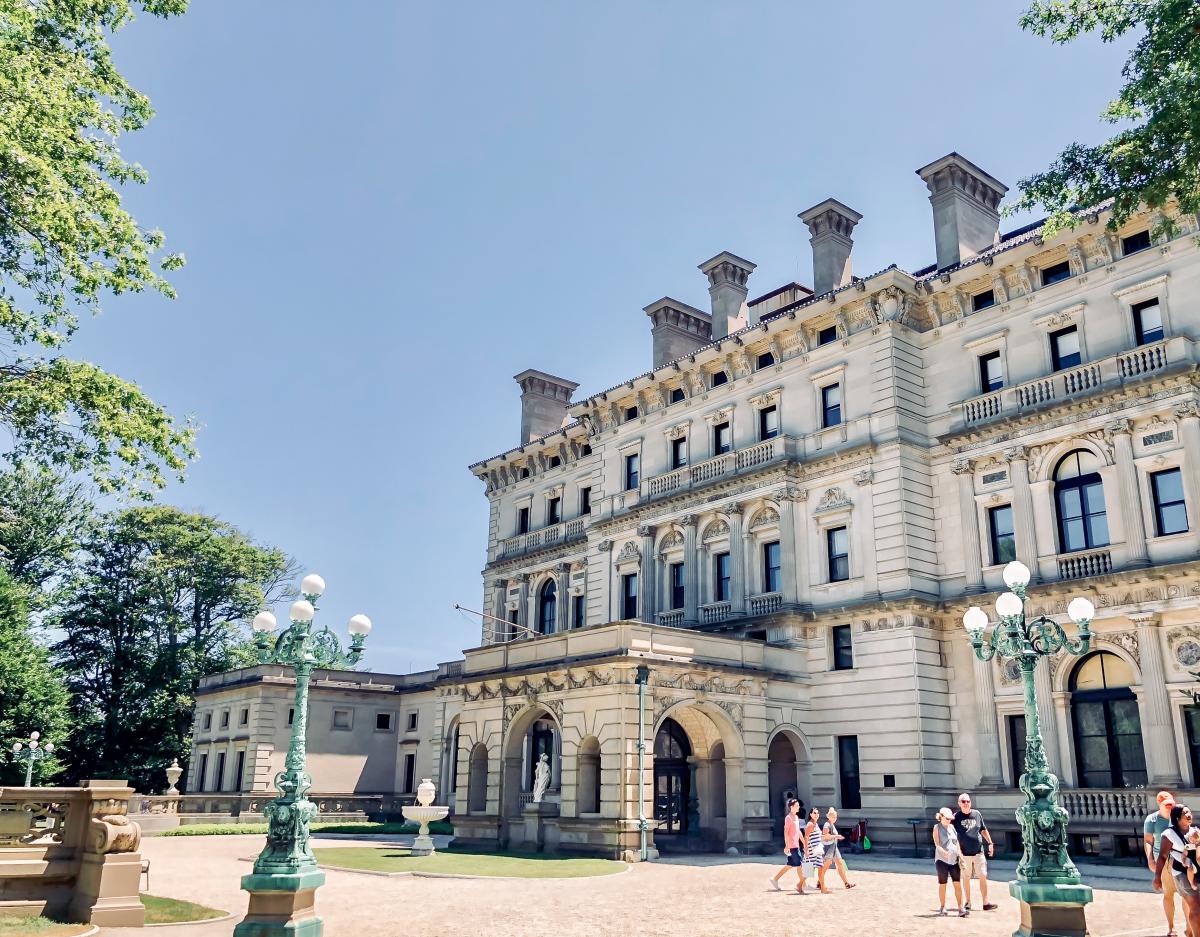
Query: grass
0 919 91 936
161 819 453 837
141 894 226 924
312 845 626 878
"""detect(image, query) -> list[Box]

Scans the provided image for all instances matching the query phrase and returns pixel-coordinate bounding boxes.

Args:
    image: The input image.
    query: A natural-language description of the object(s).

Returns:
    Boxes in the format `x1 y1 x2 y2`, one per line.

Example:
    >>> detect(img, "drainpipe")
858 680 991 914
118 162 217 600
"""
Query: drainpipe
635 664 651 861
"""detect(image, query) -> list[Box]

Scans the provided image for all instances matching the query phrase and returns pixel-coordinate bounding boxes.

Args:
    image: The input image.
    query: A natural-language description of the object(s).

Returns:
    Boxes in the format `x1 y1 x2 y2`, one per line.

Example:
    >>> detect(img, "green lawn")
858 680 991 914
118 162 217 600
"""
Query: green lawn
0 920 90 936
313 845 625 878
141 894 226 924
162 819 453 837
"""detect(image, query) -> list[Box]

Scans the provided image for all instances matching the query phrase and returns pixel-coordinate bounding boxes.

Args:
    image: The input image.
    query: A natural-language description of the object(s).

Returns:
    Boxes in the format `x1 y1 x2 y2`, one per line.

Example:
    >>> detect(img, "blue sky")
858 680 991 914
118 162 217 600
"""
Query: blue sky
76 1 1130 673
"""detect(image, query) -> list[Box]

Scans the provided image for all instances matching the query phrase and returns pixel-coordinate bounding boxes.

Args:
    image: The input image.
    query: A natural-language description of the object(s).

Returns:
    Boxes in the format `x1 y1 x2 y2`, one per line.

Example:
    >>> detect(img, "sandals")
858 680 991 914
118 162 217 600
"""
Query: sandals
844 882 857 889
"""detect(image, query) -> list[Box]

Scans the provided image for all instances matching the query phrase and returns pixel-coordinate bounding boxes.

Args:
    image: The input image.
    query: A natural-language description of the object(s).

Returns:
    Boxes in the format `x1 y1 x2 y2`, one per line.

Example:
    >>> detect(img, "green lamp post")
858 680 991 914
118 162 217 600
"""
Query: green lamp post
234 573 372 937
963 559 1095 937
11 731 55 786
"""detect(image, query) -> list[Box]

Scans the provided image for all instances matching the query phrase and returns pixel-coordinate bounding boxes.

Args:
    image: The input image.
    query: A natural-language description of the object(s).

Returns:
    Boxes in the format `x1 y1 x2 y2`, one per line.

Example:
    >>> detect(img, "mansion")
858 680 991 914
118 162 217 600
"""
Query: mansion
190 152 1200 861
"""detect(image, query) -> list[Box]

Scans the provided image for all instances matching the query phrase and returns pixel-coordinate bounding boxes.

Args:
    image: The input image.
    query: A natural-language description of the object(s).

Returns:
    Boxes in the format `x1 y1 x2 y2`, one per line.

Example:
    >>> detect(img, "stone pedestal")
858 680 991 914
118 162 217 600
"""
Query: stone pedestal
234 870 326 937
1009 880 1092 937
522 802 559 853
70 852 145 927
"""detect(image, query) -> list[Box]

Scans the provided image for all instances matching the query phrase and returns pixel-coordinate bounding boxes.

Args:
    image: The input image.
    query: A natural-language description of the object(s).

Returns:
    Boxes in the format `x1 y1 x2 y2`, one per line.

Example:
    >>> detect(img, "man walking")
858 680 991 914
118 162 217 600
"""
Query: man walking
1145 790 1180 937
953 792 997 912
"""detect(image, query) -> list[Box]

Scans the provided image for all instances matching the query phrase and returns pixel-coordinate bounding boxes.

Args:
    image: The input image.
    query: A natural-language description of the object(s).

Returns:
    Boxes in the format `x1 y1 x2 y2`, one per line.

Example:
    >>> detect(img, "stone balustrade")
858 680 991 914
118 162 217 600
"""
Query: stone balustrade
641 435 798 502
498 516 588 559
747 592 783 616
1057 547 1113 581
1059 788 1150 828
656 610 685 628
700 601 731 625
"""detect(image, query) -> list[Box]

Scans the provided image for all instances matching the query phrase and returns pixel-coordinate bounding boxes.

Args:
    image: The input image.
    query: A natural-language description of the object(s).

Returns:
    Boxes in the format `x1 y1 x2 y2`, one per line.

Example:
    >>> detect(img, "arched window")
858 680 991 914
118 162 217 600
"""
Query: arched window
537 579 557 634
1069 651 1146 788
468 743 488 812
653 718 692 835
1054 450 1109 553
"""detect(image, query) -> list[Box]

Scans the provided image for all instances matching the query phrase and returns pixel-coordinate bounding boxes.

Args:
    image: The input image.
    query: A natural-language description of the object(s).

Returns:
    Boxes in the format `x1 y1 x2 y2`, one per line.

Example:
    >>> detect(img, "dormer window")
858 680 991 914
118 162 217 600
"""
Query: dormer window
670 387 685 403
548 455 561 468
817 325 837 346
755 351 775 370
972 289 996 312
710 371 728 388
1041 260 1072 287
624 405 638 422
520 467 530 479
1121 229 1151 255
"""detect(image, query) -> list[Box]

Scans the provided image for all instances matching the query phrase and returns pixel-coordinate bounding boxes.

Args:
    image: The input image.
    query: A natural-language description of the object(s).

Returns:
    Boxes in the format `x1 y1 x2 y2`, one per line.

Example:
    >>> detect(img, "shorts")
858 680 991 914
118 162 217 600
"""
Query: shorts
1164 867 1178 898
936 860 961 884
786 850 804 867
1175 869 1198 898
959 853 987 879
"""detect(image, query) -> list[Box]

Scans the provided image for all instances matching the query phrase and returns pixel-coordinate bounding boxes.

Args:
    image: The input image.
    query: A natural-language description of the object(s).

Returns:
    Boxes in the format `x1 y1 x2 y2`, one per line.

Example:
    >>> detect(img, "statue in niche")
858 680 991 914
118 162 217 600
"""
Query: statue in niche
532 753 551 803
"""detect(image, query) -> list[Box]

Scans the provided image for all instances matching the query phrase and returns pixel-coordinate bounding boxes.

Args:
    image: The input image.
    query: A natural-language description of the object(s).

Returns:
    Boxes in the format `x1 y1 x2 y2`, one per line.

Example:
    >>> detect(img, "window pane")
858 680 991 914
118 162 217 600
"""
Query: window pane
1122 230 1151 254
1087 513 1109 548
1082 482 1106 514
1110 699 1143 737
1160 504 1188 536
972 289 996 312
1074 702 1107 736
1042 260 1072 285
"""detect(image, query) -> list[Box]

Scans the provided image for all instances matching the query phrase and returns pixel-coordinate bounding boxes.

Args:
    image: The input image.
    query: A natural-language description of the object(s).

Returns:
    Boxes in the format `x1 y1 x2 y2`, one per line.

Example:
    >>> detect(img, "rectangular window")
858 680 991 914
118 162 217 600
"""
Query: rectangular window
1151 468 1188 536
196 753 208 793
621 573 638 620
581 444 592 456
624 453 639 490
403 753 416 794
1041 259 1072 286
670 387 685 403
624 405 638 422
580 487 592 515
376 712 393 731
827 527 850 582
407 712 419 732
710 370 728 388
1132 298 1164 345
548 455 561 468
832 624 854 670
714 553 731 602
572 593 585 628
203 713 212 731
762 541 781 594
821 384 842 428
758 405 779 441
972 288 996 312
215 752 226 793
239 708 249 726
547 497 561 526
670 437 688 469
817 325 838 346
713 422 732 455
287 708 295 726
517 506 530 535
1050 326 1081 371
220 710 229 729
234 750 246 792
837 736 861 810
1008 714 1027 788
1122 229 1151 255
670 562 686 610
756 351 775 369
979 351 1003 392
332 708 352 730
988 504 1017 565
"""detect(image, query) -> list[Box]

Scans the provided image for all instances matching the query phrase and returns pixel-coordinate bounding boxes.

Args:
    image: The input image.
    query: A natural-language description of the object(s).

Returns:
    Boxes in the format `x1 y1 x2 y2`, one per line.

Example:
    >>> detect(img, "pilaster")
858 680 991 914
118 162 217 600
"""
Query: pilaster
1006 447 1039 581
725 503 746 614
1132 612 1183 785
1105 419 1149 567
682 517 699 627
954 458 984 593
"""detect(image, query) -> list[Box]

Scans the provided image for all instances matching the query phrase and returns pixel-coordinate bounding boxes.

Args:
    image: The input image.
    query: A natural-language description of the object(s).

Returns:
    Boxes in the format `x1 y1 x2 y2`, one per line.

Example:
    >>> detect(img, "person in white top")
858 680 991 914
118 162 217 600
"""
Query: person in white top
1155 804 1200 937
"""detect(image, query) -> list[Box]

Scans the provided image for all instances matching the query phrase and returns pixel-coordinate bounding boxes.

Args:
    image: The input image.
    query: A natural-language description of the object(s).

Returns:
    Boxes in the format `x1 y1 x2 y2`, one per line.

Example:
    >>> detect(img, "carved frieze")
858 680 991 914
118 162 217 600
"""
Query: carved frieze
814 487 853 514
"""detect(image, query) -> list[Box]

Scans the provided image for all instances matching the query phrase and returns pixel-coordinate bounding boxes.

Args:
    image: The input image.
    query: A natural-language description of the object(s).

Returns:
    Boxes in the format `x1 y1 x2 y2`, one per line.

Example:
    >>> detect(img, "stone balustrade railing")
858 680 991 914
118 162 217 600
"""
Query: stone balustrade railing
1057 547 1112 581
748 592 783 616
700 601 731 625
498 517 588 559
641 435 798 502
1059 788 1150 827
656 610 685 628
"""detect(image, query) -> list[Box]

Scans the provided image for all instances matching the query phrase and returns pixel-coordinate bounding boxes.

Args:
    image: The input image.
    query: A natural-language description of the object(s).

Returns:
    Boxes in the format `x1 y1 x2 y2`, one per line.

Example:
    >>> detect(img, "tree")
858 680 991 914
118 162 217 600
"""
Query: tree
54 506 293 792
0 0 195 494
1013 0 1200 238
0 567 71 785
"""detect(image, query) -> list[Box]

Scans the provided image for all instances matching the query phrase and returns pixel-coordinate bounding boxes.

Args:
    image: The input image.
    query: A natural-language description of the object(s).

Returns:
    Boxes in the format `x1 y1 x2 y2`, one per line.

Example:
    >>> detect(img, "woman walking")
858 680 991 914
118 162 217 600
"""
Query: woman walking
934 807 967 917
1155 803 1200 937
770 798 805 893
804 806 832 894
822 807 856 889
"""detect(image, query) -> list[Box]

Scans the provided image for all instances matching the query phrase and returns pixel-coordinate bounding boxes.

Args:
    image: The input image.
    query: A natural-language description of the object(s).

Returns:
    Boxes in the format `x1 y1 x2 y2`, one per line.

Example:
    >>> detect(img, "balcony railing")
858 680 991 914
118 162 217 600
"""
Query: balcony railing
1059 788 1149 828
748 592 783 616
1057 547 1112 581
498 516 587 559
957 337 1192 429
700 601 731 625
642 435 798 501
656 610 685 628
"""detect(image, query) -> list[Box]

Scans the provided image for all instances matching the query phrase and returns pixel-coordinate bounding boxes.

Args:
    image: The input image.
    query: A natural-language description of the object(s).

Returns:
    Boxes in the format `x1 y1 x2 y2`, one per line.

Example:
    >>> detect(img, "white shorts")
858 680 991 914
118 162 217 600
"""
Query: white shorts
959 853 987 879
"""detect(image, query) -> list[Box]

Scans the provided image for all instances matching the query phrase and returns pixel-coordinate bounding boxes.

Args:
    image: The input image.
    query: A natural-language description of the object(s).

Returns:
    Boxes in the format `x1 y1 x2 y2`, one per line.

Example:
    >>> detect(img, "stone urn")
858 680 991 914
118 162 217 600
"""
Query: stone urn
402 779 449 857
165 760 183 796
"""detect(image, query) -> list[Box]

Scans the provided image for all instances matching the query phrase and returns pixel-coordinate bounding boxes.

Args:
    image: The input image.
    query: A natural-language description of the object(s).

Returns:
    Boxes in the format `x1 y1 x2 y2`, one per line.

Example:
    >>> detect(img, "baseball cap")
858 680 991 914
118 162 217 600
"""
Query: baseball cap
1158 790 1176 807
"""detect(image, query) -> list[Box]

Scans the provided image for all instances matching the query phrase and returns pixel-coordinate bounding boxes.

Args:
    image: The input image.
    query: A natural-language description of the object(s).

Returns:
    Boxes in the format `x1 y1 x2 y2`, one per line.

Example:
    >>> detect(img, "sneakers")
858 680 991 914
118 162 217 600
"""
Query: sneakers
769 878 781 891
958 908 970 918
936 908 947 917
964 902 971 911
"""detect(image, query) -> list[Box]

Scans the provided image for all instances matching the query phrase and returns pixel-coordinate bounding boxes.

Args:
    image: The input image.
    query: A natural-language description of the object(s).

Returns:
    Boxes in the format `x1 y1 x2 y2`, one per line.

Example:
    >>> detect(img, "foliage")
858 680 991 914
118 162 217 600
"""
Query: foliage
140 895 226 924
0 0 195 494
1012 0 1200 237
53 506 293 791
0 918 92 936
161 819 455 837
311 846 627 878
0 567 71 784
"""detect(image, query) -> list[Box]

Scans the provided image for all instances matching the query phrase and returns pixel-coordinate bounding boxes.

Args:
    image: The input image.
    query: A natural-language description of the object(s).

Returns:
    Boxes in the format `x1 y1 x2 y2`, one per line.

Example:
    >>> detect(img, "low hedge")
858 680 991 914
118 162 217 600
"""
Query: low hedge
162 819 454 837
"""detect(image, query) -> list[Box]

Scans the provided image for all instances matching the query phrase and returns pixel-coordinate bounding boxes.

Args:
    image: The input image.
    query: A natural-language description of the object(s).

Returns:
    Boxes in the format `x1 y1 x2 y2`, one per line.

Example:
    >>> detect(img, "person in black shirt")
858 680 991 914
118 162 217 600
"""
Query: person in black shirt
953 792 997 912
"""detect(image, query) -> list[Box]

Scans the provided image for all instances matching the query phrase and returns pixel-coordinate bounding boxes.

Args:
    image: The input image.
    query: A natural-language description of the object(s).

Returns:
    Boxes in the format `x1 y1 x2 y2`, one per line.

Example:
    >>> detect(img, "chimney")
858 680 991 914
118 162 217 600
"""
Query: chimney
644 297 712 368
916 153 1008 270
698 252 756 340
514 370 578 443
798 199 862 295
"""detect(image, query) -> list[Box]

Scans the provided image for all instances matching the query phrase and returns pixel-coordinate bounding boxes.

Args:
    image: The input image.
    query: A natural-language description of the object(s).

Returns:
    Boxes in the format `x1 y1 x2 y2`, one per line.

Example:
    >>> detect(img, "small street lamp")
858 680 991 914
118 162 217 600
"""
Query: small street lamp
11 731 54 787
963 560 1095 936
234 573 372 937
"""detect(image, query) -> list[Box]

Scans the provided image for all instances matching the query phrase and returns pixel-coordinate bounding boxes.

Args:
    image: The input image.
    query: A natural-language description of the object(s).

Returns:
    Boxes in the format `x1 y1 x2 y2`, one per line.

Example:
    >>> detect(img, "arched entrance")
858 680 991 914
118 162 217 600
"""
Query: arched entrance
653 718 691 836
652 704 739 851
501 705 562 817
767 730 811 835
1069 651 1146 788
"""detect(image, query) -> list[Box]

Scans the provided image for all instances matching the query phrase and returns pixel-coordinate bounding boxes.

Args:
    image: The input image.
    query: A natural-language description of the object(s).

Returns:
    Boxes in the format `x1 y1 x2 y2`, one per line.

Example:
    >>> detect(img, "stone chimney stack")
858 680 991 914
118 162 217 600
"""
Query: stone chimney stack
698 252 756 340
916 153 1008 270
645 298 712 368
798 199 862 295
514 370 578 443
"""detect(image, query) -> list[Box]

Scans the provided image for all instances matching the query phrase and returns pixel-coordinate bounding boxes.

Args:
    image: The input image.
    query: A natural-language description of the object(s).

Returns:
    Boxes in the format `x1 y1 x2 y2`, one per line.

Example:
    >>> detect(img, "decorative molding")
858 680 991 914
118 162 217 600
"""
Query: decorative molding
659 529 685 551
749 507 780 530
663 421 690 441
853 469 874 487
814 487 853 514
702 519 731 542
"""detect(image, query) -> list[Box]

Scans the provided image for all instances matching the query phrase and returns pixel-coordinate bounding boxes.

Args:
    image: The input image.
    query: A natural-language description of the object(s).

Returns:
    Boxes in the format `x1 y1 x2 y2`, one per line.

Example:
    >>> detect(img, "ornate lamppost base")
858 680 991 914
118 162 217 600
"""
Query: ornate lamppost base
1008 880 1093 937
233 870 326 937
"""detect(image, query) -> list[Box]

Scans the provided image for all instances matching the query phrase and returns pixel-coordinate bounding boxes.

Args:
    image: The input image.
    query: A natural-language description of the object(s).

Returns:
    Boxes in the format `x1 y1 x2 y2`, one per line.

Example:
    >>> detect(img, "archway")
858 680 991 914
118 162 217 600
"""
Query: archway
468 742 488 812
652 703 742 850
653 718 691 836
576 736 601 815
501 704 563 817
1069 651 1146 788
768 732 803 835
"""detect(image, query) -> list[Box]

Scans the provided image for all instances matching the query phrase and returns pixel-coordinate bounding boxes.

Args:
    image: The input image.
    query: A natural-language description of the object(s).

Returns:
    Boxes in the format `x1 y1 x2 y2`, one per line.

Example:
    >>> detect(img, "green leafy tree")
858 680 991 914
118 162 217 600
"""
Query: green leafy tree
54 506 294 792
0 567 71 785
0 0 195 494
1013 0 1200 237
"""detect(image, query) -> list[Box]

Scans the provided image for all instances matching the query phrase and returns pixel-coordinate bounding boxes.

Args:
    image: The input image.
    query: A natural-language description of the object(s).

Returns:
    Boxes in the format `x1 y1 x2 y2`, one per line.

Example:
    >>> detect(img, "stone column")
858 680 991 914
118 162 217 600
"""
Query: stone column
1174 402 1200 529
1133 612 1183 785
638 526 656 624
970 651 1004 786
725 503 746 614
777 493 799 606
490 579 508 642
1033 654 1062 776
555 565 571 633
1005 447 1039 580
792 489 810 606
1106 419 1149 567
682 516 699 627
954 458 984 592
516 574 531 637
741 521 755 599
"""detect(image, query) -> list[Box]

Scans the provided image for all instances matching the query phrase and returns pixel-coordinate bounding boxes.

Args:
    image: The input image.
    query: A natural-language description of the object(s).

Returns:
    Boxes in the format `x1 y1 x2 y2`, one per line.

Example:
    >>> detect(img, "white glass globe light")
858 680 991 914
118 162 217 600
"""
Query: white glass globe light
252 611 277 633
962 606 989 632
1002 561 1031 588
1067 597 1095 622
996 592 1023 618
29 738 38 750
12 742 21 753
300 573 326 598
29 731 39 742
290 599 315 623
44 742 54 753
347 614 372 636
